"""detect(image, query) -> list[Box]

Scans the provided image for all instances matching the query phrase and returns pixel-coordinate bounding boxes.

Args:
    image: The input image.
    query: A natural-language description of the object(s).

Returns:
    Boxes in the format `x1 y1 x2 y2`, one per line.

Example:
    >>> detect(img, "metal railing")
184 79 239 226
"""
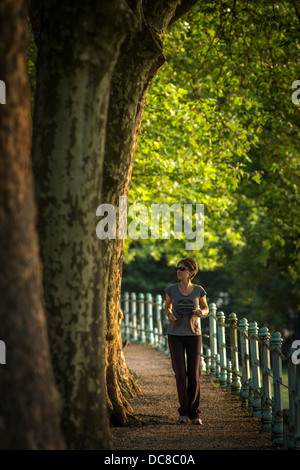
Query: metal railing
120 292 300 450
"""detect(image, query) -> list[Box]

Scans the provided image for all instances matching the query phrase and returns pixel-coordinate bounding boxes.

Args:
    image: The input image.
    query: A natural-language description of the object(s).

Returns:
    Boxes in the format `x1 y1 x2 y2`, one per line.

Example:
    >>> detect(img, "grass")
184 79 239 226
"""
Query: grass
281 370 289 409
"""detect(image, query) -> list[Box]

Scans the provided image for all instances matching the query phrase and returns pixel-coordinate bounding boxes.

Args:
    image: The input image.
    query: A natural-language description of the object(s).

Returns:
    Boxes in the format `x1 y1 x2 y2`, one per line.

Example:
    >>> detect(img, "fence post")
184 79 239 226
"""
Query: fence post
239 318 250 408
270 331 283 446
286 348 296 449
283 409 290 450
209 303 217 376
145 293 154 345
154 327 158 345
248 321 261 418
248 378 253 414
295 346 300 451
227 361 232 391
130 292 138 341
155 294 163 347
138 293 146 343
229 313 241 395
288 343 300 450
205 348 211 374
215 354 220 381
217 311 227 388
200 332 207 375
259 326 272 432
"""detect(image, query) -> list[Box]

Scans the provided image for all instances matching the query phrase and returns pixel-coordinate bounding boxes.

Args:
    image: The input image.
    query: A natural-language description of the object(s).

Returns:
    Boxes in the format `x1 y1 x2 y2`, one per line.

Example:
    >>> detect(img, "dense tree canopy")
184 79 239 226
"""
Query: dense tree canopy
123 0 300 330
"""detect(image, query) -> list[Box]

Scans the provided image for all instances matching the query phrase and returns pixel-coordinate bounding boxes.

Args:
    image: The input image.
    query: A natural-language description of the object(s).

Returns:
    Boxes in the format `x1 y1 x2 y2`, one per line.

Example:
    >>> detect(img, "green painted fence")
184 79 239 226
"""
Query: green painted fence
120 292 300 450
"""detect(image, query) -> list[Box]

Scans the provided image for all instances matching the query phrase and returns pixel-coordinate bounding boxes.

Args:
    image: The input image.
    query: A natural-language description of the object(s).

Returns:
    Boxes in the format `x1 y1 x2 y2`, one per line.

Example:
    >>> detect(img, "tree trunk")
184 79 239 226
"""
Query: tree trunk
104 237 142 426
30 0 135 449
0 0 65 449
103 0 182 426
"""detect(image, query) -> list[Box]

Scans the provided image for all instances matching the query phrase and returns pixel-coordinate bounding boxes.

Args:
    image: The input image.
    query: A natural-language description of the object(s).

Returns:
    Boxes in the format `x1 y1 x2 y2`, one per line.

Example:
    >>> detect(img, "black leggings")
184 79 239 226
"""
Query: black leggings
168 334 202 420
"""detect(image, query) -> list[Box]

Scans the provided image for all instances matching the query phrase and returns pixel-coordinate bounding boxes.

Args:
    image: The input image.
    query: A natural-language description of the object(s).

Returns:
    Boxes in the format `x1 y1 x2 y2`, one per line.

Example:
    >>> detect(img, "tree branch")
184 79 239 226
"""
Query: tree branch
142 0 180 36
169 0 201 25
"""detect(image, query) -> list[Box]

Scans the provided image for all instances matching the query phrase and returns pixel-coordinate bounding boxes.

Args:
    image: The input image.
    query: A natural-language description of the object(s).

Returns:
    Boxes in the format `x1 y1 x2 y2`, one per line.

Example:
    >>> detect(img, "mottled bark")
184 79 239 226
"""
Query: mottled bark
30 1 135 449
105 238 142 426
103 0 182 426
0 0 65 449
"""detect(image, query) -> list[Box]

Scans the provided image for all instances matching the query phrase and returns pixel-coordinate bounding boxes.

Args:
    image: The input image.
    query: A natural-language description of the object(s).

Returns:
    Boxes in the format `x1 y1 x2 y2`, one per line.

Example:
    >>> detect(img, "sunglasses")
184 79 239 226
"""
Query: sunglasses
175 266 191 271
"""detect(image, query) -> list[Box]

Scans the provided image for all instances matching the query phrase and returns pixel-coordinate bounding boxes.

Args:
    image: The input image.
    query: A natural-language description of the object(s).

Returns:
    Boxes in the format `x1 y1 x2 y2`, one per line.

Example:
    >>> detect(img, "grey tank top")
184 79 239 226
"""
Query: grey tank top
164 283 207 336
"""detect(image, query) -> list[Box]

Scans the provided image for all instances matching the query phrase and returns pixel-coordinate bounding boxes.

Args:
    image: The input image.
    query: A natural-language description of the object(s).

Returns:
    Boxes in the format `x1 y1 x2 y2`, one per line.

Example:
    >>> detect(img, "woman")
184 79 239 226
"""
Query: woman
164 257 209 425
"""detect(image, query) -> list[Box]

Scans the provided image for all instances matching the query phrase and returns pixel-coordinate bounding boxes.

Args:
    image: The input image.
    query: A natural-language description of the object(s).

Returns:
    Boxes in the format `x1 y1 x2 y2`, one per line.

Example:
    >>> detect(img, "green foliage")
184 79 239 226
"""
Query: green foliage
26 4 299 330
124 0 300 330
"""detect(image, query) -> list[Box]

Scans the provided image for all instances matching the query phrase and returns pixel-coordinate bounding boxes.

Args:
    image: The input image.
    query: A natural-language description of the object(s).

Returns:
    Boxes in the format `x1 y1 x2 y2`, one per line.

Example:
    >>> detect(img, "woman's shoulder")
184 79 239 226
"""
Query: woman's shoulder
194 284 207 297
164 283 178 295
165 283 178 290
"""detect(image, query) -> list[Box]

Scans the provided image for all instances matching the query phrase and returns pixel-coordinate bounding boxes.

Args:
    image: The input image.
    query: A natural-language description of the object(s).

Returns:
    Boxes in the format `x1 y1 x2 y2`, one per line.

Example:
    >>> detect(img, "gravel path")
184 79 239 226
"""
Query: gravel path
111 343 274 451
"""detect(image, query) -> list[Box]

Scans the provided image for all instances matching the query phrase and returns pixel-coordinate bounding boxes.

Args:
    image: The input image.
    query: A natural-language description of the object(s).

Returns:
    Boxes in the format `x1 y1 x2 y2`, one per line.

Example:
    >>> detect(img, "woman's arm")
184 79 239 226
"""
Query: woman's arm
164 293 176 322
192 295 209 318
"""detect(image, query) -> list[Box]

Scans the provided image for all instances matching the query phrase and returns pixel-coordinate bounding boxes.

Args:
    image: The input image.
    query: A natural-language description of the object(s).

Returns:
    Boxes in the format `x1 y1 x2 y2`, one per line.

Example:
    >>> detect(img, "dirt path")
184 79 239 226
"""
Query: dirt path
111 343 274 451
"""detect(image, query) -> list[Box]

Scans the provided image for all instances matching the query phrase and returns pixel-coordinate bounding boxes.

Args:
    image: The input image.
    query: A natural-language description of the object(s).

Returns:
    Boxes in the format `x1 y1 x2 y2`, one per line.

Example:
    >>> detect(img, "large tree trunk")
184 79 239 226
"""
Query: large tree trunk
103 0 183 426
30 0 135 449
0 0 65 449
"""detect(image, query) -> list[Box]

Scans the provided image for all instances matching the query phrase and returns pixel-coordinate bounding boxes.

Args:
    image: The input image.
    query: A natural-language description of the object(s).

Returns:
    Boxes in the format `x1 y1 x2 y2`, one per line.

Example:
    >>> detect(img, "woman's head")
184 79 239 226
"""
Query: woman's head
176 257 198 281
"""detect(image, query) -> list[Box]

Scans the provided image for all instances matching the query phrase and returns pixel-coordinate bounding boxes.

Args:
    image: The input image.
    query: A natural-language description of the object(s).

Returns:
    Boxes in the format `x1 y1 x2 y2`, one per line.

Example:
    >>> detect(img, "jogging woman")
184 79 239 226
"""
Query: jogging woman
164 257 209 425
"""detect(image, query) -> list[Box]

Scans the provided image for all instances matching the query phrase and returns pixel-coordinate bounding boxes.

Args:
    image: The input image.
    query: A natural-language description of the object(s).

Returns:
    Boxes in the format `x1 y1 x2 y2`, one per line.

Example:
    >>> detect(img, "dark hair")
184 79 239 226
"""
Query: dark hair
177 257 198 281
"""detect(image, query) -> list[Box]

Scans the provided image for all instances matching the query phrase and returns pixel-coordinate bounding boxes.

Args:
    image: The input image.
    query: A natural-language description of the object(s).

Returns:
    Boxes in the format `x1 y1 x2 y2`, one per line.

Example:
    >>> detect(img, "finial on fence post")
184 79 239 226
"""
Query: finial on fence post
229 313 241 395
270 331 283 446
258 326 272 432
248 321 262 418
208 303 217 376
217 311 227 388
239 318 250 408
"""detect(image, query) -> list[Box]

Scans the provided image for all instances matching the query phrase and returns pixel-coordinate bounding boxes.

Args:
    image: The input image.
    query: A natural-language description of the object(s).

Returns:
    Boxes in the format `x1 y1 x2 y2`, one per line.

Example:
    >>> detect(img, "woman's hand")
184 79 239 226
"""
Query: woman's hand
192 309 205 318
166 309 177 322
168 312 177 322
